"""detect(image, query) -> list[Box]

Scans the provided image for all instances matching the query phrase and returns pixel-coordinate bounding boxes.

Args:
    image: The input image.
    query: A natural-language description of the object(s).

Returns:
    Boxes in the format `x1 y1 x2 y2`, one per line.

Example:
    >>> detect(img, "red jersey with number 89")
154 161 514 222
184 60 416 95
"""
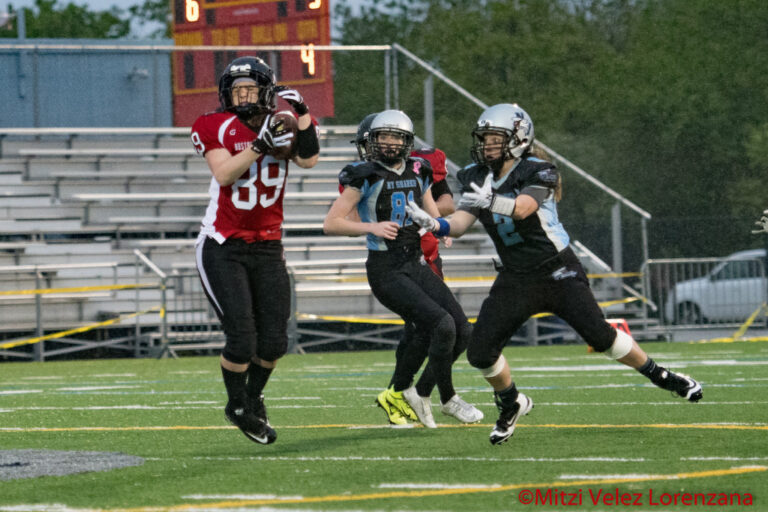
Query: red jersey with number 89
191 111 289 243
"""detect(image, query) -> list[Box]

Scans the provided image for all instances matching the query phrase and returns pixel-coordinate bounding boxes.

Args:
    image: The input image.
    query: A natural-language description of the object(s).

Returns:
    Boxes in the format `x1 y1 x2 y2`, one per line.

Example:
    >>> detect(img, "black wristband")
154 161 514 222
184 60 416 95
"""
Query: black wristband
293 103 309 116
296 125 320 158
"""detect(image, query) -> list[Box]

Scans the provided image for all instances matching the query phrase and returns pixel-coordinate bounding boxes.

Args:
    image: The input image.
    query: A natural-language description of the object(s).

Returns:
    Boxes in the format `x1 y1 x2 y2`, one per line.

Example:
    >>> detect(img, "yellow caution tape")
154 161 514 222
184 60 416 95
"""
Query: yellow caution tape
297 297 641 325
0 305 163 350
587 272 642 278
693 303 768 343
304 273 641 283
0 283 158 297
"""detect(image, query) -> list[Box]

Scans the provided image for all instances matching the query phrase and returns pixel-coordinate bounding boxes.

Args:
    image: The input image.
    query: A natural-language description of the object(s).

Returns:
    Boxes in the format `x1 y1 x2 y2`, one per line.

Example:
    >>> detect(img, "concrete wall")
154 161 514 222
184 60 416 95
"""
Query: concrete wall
0 39 174 127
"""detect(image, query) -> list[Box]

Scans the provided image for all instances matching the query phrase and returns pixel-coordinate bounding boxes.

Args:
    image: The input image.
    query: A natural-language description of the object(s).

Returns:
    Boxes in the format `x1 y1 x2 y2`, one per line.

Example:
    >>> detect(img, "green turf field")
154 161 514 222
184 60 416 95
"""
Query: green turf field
1 340 766 511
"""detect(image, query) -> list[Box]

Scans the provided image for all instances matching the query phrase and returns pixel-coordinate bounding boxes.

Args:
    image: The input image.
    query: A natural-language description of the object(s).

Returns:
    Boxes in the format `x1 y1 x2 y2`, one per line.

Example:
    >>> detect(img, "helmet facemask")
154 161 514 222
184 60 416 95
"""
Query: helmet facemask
369 128 413 166
471 128 511 174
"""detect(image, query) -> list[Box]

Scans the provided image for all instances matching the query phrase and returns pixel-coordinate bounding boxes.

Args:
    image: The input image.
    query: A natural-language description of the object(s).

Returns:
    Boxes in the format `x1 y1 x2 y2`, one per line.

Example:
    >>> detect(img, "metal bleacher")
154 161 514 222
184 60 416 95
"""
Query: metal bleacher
0 126 513 359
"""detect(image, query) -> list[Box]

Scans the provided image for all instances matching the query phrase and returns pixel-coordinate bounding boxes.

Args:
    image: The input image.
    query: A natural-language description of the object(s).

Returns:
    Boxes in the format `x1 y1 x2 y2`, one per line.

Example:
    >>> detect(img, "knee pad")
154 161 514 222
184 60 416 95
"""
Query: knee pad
222 346 251 365
604 329 634 359
478 354 506 378
428 314 456 361
256 334 288 363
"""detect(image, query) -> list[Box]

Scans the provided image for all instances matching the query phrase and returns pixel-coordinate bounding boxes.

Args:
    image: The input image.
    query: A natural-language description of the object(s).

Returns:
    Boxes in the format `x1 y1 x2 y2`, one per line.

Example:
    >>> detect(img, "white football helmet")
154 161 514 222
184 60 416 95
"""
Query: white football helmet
471 103 534 169
369 110 414 165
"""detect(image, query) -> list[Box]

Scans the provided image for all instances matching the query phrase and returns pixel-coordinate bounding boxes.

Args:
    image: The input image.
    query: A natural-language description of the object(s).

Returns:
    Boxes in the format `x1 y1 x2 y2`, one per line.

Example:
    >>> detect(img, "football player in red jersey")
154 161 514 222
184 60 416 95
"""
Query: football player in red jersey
190 56 320 444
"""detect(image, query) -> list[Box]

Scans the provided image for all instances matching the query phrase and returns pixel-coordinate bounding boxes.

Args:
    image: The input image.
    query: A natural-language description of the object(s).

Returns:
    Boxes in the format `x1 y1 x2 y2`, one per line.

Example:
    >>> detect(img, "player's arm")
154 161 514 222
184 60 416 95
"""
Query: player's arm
430 179 455 217
323 187 399 239
405 201 477 238
292 114 319 168
205 147 260 187
512 193 540 220
277 86 320 169
421 188 441 218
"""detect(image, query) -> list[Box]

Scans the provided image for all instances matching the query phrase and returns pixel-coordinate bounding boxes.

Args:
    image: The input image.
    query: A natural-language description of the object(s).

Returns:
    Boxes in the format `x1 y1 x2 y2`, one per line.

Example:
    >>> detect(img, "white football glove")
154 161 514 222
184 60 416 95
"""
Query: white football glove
275 86 309 115
459 173 516 216
404 200 438 232
460 173 494 209
752 209 768 234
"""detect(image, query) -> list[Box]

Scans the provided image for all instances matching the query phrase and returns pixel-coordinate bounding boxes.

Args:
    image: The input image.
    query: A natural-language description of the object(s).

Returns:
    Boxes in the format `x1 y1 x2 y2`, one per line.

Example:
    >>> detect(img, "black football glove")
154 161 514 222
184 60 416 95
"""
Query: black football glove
275 85 309 116
251 114 276 154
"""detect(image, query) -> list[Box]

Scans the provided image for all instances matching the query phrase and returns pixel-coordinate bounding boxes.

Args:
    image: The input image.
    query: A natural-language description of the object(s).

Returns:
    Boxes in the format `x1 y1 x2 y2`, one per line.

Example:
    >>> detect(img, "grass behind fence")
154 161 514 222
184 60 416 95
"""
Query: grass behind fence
1 341 767 511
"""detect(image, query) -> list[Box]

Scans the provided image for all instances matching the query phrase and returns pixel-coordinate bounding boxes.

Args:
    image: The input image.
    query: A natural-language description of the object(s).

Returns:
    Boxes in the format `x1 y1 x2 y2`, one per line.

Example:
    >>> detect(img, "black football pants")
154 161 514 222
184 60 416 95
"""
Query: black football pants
196 237 291 365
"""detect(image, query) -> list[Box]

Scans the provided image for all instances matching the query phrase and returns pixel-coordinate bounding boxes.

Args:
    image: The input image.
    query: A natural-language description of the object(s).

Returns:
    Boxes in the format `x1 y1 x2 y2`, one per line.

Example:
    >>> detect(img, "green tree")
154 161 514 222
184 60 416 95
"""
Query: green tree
333 0 768 263
0 0 129 38
127 0 171 39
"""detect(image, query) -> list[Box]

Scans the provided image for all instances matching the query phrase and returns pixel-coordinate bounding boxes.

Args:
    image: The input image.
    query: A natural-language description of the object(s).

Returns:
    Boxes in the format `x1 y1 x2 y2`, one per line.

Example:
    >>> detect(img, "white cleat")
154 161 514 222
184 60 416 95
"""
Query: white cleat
403 386 437 428
440 394 484 423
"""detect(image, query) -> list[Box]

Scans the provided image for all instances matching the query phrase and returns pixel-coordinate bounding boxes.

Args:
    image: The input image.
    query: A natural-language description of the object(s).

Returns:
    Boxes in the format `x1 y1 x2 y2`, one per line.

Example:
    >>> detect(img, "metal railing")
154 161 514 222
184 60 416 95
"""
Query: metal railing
641 255 767 332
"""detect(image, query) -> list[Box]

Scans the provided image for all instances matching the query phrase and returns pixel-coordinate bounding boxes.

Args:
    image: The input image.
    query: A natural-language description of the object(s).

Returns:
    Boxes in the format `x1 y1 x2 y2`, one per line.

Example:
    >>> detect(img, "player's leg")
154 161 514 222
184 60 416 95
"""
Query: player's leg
550 264 702 402
247 241 292 443
367 261 456 426
408 265 482 423
467 272 536 444
197 239 273 444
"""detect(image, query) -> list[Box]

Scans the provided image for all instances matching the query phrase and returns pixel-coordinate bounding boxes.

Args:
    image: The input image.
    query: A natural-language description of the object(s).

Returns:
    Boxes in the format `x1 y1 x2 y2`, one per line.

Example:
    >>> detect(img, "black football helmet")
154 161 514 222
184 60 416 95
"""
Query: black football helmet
351 112 378 161
368 110 414 166
218 56 277 121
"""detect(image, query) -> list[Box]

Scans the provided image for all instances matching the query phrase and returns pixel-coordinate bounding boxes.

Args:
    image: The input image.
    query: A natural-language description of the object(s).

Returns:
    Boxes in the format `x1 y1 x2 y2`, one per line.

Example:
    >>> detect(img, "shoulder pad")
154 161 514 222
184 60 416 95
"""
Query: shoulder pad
408 156 433 178
338 161 376 187
519 157 558 188
457 163 488 190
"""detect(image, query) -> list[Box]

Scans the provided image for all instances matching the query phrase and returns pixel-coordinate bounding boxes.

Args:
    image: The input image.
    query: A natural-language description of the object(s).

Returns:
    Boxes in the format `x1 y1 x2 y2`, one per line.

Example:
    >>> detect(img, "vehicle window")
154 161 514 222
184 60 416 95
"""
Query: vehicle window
712 260 763 280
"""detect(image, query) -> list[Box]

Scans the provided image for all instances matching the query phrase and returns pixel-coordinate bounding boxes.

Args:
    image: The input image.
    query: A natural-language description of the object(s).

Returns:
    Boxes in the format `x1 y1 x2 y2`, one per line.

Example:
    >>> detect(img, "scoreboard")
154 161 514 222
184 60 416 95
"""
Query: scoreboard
171 0 334 126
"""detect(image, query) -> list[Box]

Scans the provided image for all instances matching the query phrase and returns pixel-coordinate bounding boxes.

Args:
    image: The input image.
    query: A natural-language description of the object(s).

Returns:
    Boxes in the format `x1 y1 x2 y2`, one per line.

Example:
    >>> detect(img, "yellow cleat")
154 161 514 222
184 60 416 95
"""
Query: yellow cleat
376 388 407 425
384 386 418 422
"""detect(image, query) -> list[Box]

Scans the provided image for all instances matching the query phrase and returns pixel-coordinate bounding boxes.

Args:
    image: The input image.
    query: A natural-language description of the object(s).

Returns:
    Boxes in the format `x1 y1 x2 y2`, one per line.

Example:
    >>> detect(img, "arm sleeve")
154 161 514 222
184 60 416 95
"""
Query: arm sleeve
191 115 224 156
430 179 452 200
519 166 558 205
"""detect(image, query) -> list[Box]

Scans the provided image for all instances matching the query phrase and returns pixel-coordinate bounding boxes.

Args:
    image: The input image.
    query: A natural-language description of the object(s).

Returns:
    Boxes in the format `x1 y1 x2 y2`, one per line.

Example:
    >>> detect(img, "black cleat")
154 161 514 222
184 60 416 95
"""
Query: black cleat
490 392 533 445
250 393 271 425
225 403 277 445
653 370 703 402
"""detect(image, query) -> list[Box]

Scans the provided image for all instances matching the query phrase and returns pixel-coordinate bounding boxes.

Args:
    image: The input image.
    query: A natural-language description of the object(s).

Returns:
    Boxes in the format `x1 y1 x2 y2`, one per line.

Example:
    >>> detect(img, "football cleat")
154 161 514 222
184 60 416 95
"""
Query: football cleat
376 387 407 425
440 394 484 423
250 393 271 425
490 392 533 445
653 370 703 402
225 403 277 445
403 386 437 428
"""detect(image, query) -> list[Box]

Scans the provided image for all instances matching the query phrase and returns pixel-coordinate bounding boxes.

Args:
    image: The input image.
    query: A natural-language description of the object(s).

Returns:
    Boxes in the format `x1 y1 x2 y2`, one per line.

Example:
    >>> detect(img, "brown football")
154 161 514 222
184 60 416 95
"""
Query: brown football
269 110 298 160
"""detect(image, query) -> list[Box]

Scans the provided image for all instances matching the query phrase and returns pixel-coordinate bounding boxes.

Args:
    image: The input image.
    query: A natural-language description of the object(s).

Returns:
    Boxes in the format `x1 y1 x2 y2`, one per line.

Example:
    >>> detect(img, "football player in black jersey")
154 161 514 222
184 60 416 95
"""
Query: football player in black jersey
406 103 703 445
343 113 481 428
324 110 474 428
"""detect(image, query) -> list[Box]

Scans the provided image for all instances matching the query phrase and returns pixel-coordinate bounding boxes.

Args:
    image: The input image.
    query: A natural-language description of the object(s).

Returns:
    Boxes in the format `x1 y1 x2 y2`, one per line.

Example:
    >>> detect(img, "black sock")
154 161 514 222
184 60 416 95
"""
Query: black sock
221 366 248 408
247 364 273 398
638 358 667 383
495 383 519 408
